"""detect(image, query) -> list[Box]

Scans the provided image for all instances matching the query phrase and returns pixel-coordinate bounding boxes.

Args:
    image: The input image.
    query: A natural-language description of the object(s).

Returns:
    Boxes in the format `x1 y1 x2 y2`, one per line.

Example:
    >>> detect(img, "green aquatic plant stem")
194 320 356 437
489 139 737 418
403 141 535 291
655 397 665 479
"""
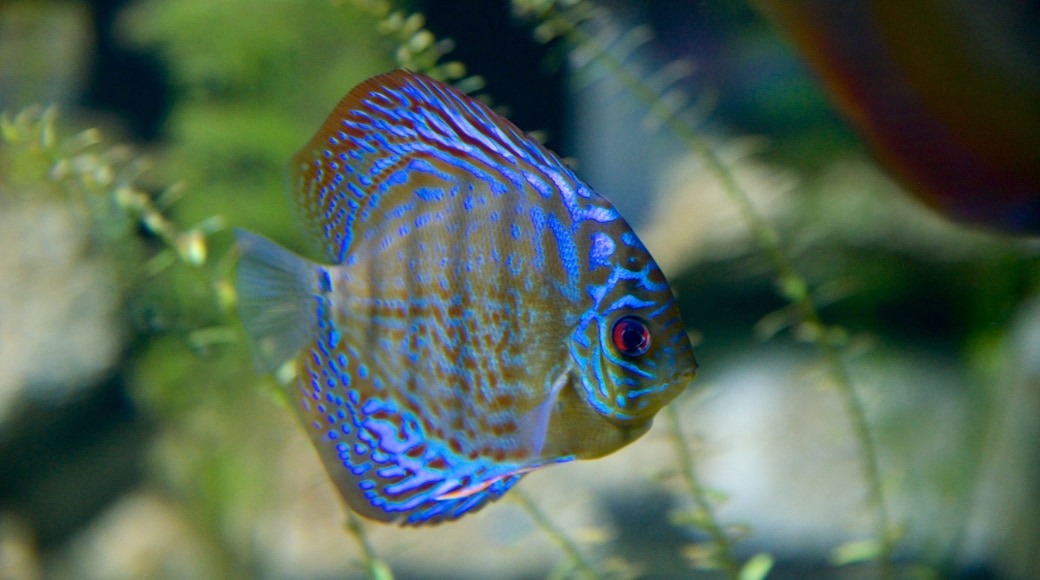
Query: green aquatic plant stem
344 508 394 580
513 488 601 579
342 0 476 88
1 106 218 270
664 404 739 578
524 2 894 577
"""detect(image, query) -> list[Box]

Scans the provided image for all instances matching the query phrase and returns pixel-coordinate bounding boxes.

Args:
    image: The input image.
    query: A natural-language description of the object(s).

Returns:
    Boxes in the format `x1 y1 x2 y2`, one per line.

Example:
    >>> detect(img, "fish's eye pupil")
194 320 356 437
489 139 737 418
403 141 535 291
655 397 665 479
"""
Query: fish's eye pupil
612 316 651 357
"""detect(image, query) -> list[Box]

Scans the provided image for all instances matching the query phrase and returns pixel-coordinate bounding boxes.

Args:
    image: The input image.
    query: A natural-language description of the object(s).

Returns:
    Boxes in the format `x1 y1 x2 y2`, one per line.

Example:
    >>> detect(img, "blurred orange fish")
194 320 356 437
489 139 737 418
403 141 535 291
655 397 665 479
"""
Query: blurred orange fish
758 0 1040 235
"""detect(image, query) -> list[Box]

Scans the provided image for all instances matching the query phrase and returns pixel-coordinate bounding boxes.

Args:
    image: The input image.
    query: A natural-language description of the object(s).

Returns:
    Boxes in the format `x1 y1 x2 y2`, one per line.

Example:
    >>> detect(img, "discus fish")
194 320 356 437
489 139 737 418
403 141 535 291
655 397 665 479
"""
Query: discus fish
235 69 697 526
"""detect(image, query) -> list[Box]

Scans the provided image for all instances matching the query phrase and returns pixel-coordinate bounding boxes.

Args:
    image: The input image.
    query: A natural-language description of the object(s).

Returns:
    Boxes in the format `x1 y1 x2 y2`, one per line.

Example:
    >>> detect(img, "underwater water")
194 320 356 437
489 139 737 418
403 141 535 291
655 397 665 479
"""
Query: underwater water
1 1 1039 579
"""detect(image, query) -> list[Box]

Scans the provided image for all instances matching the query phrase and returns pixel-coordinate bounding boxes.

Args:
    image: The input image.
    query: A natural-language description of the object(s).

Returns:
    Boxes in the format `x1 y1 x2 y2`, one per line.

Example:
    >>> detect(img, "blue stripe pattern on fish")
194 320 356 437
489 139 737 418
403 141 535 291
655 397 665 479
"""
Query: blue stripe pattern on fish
235 69 697 526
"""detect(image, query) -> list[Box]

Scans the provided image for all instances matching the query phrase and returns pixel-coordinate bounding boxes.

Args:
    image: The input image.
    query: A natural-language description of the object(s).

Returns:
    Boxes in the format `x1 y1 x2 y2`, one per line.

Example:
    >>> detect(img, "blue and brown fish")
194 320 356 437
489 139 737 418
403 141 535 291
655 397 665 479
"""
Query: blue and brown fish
235 70 697 526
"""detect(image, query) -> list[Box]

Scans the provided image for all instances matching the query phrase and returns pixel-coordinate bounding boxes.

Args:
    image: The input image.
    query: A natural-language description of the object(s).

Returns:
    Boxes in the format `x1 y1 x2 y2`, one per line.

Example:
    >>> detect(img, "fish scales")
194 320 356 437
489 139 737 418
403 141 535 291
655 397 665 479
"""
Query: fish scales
235 69 697 526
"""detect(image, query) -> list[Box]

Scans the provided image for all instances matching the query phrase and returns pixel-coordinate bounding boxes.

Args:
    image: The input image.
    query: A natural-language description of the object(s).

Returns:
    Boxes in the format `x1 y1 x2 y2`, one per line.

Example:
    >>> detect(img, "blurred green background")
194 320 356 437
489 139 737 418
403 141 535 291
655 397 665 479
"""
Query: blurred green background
1 1 1038 578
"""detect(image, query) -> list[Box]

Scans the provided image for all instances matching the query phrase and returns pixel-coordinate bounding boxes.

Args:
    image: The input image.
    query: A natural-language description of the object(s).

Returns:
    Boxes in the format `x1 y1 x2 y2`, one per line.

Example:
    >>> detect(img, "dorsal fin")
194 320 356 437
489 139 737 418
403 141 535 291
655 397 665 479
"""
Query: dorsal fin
288 69 572 263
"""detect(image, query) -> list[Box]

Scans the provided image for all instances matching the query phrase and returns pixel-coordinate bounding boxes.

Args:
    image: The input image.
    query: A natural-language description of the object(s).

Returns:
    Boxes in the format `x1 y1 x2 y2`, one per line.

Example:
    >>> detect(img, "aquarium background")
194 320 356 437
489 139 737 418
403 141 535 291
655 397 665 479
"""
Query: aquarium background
1 0 1039 579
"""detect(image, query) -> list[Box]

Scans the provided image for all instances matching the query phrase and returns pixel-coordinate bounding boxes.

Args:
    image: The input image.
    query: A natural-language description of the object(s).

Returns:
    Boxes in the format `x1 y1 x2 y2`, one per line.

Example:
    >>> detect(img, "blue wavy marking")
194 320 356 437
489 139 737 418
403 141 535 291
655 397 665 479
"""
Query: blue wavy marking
301 329 537 525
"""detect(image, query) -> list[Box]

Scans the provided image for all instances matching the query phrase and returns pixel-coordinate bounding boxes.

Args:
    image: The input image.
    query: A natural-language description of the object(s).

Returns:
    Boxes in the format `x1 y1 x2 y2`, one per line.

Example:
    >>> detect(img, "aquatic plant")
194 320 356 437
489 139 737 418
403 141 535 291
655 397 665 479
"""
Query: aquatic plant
510 0 881 576
0 106 217 272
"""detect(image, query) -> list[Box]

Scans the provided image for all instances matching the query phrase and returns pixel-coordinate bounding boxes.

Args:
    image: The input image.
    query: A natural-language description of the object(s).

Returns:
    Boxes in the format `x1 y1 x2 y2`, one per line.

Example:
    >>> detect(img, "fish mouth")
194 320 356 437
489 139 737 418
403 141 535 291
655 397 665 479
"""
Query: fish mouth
668 362 698 391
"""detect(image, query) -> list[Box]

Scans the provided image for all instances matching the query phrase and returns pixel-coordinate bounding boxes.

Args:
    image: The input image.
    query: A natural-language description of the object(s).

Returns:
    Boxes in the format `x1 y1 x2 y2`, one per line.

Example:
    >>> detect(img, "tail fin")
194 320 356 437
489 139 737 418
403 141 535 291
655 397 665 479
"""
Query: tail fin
234 228 326 372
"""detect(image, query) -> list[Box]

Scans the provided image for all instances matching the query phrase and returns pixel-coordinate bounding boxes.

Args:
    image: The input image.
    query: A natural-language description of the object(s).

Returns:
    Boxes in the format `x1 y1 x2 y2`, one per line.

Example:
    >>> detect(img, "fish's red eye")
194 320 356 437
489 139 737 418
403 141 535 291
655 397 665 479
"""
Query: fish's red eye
611 316 651 357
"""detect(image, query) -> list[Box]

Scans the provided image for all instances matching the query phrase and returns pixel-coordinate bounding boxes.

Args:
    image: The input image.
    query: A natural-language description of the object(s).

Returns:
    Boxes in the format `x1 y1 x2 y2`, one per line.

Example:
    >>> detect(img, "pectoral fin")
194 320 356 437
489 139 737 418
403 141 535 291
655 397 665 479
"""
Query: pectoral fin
517 370 571 456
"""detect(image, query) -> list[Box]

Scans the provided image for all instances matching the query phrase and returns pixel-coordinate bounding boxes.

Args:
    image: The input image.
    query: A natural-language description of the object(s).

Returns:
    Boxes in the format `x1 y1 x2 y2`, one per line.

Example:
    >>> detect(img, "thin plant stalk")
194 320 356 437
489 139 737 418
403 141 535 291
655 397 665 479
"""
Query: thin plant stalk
534 4 893 577
513 488 601 579
664 404 739 578
344 508 394 580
